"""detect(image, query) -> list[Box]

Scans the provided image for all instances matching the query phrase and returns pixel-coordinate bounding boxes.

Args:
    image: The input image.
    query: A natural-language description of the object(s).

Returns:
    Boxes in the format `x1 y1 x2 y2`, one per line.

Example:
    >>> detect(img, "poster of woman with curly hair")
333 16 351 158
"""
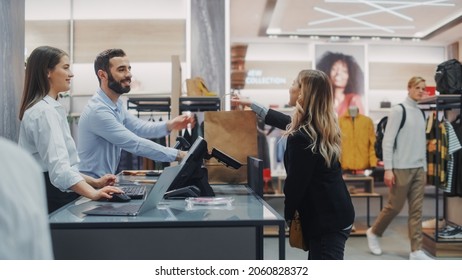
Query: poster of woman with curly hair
315 45 366 117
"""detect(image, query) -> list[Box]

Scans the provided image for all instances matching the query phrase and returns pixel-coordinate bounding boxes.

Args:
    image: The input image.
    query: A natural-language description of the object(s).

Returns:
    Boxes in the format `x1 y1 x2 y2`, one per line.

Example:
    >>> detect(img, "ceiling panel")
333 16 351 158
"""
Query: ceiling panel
231 0 462 44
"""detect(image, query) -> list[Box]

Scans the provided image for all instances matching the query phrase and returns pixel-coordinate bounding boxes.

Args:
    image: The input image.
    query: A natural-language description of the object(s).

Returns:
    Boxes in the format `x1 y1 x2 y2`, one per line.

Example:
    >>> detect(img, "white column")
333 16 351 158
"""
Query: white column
190 0 227 100
0 0 25 141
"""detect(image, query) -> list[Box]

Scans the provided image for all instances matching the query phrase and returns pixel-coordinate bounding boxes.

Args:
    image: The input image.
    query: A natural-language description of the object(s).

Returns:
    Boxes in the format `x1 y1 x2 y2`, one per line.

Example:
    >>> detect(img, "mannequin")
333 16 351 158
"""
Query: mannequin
339 106 377 171
348 105 359 118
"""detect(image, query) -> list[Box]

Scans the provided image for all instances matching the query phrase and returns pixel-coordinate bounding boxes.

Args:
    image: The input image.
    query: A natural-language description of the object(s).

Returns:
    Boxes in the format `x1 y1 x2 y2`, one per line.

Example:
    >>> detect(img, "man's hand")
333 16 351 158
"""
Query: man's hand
383 169 395 188
175 150 187 161
167 114 195 132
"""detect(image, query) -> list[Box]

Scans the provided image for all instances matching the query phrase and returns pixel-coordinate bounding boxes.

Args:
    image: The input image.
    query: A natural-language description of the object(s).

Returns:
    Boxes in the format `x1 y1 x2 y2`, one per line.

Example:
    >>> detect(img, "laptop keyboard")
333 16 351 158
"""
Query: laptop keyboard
119 185 147 199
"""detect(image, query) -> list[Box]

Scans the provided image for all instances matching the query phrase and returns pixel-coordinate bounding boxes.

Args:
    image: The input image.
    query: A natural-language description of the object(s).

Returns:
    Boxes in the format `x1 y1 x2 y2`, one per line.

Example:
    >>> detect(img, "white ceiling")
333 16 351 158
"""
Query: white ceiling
230 0 462 44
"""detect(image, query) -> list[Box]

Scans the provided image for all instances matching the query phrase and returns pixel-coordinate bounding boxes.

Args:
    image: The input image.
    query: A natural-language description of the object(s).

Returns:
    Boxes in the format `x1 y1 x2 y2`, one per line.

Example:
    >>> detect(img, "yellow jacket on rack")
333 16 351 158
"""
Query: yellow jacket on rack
339 111 377 170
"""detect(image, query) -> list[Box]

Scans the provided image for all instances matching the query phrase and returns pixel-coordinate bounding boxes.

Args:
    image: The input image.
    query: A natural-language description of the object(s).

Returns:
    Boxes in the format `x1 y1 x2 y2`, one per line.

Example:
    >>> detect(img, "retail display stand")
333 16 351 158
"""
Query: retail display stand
344 174 383 236
419 94 462 257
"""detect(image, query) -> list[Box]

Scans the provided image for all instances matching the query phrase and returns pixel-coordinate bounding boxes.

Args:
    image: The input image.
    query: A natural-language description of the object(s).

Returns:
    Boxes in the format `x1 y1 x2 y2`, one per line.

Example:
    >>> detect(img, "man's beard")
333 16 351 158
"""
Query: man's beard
108 73 131 95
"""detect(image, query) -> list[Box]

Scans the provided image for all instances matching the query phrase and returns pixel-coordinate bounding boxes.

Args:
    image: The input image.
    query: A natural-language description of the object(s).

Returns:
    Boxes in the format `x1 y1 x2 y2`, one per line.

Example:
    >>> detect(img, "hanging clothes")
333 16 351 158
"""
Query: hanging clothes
426 113 449 189
151 116 169 170
449 120 462 197
444 120 462 194
426 112 437 184
339 111 377 170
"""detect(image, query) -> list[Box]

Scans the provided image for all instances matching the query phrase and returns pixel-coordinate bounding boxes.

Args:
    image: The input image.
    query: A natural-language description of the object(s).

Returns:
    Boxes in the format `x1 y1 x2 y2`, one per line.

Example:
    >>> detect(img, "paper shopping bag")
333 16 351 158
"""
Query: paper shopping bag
204 111 258 184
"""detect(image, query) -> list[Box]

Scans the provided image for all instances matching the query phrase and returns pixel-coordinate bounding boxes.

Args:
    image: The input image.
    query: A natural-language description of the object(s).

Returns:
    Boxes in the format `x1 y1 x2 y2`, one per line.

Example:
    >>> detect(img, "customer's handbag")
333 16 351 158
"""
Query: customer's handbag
289 211 309 251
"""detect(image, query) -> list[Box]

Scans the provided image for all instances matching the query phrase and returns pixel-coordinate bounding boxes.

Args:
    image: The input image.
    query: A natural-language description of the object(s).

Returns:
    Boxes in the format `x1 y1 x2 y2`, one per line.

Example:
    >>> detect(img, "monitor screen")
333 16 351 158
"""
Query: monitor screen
165 136 215 197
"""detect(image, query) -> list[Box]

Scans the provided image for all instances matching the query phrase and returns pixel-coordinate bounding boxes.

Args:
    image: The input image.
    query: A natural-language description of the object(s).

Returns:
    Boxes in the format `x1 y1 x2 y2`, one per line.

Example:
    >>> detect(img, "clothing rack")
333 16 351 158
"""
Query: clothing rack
418 94 462 256
127 96 171 118
179 96 221 113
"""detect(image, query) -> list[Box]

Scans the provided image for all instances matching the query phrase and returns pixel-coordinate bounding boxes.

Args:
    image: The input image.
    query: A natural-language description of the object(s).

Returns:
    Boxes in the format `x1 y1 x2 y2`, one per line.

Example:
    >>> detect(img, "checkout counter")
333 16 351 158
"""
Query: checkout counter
48 172 286 260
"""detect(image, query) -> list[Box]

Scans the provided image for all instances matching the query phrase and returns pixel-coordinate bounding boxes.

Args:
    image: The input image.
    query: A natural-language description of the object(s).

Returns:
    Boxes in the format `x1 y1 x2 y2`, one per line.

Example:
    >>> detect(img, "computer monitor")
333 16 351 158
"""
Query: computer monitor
165 136 215 198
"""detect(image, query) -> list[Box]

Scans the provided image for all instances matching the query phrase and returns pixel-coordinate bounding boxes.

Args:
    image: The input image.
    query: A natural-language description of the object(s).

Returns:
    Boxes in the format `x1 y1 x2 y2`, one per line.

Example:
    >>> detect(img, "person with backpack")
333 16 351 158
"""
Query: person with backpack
366 76 432 260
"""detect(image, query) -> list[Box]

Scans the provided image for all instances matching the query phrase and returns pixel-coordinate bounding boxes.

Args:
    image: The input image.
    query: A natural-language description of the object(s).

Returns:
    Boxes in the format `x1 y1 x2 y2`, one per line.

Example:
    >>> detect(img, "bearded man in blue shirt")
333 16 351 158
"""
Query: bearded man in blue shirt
78 49 194 178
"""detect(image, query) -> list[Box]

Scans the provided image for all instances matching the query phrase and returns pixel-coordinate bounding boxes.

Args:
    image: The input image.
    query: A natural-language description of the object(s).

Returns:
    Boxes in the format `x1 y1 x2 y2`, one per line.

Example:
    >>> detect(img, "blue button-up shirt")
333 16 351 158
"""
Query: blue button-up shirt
78 89 178 178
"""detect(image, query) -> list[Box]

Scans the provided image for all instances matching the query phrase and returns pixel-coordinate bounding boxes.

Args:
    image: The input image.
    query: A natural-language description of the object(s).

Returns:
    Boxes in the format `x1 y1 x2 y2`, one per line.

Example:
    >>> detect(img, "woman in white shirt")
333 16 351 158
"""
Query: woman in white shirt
18 46 123 213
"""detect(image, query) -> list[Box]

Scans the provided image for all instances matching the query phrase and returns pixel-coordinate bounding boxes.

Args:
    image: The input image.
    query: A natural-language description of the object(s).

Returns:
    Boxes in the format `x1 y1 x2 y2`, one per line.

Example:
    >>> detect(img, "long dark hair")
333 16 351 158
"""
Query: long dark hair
316 51 364 95
19 46 68 120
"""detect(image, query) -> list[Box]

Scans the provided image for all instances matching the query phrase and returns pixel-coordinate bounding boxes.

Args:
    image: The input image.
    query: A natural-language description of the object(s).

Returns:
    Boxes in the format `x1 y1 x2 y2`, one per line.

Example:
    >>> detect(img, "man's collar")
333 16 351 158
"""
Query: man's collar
97 88 121 110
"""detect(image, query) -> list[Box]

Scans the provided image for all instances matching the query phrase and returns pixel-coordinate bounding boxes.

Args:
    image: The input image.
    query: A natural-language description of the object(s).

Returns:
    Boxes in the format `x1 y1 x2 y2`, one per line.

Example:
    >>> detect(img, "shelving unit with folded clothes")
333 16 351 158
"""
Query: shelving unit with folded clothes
418 94 462 257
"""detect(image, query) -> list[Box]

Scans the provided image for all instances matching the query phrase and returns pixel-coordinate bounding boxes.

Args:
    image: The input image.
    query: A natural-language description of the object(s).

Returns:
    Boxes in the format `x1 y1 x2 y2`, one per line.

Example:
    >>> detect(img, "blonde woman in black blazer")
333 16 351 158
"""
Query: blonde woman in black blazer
233 69 355 259
285 70 355 259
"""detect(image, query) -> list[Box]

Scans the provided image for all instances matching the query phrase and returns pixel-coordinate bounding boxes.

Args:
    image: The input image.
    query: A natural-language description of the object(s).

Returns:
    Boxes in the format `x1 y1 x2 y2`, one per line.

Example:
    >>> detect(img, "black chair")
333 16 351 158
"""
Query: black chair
247 156 263 197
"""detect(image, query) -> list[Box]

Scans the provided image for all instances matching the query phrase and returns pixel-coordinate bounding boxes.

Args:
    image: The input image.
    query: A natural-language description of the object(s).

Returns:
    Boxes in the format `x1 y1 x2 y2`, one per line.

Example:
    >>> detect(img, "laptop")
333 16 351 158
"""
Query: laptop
84 165 179 216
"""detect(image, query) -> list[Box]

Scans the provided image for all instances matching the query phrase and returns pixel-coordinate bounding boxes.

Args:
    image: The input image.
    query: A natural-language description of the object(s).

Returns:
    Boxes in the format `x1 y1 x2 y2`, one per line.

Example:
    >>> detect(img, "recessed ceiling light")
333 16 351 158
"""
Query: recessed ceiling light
266 28 281 34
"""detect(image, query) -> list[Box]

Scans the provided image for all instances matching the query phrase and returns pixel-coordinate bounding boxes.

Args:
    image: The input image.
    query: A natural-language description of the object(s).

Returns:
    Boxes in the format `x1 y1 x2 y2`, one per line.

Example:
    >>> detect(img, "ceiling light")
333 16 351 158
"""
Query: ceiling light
266 28 281 34
351 36 360 40
371 36 381 41
289 35 299 39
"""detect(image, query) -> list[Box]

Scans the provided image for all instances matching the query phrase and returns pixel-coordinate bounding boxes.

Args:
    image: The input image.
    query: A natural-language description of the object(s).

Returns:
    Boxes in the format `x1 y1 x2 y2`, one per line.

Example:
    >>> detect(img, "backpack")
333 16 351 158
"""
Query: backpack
434 59 462 94
375 104 426 161
374 104 406 161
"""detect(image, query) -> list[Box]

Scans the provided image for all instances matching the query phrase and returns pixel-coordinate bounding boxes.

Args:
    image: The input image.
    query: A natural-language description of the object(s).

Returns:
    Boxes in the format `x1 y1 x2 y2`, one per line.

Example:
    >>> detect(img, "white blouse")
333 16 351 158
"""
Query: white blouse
19 95 83 191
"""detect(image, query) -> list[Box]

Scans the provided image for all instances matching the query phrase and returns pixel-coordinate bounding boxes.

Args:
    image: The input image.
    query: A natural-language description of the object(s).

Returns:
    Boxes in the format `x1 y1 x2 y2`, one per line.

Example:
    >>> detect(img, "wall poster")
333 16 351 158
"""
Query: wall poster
315 44 366 117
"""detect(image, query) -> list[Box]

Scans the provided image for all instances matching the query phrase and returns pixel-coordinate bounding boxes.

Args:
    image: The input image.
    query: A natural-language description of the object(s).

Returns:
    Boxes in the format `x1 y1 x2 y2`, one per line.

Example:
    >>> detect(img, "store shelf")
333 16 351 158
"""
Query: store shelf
127 96 171 113
179 96 221 112
423 228 462 257
350 192 383 236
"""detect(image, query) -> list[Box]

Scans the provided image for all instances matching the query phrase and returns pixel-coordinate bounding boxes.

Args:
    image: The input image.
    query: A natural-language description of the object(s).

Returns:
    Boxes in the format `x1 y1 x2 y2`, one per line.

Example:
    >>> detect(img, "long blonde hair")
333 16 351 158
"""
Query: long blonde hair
285 69 341 167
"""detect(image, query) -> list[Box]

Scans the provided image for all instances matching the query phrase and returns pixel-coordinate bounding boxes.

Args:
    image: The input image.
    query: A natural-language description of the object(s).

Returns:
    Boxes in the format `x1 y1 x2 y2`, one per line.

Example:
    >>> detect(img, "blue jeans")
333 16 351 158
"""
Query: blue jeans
307 228 351 260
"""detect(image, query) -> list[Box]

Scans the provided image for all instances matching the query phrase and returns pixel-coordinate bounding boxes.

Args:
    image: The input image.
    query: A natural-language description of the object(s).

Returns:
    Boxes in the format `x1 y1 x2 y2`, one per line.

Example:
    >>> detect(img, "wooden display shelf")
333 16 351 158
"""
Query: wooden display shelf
350 192 383 236
344 175 375 193
423 228 462 258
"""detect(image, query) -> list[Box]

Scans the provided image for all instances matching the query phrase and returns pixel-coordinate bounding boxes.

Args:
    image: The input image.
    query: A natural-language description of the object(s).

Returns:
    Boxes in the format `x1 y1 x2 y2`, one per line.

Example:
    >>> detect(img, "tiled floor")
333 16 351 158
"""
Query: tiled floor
263 184 462 260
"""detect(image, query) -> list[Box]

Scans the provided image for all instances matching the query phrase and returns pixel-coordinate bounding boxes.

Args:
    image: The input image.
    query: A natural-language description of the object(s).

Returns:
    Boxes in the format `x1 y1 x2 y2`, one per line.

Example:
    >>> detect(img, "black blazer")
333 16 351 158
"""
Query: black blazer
284 130 355 238
265 109 291 130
